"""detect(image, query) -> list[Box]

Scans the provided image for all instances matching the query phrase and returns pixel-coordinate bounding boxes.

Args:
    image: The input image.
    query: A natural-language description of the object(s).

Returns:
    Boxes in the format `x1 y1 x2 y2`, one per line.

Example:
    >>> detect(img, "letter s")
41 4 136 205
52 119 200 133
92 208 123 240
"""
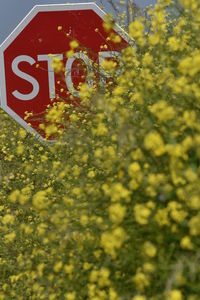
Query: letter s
12 55 39 101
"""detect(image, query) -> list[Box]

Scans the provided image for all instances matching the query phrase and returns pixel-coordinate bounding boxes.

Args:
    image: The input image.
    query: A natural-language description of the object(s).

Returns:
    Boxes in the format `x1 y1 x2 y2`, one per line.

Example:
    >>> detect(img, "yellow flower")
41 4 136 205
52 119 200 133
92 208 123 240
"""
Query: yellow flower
109 183 130 202
70 40 79 50
95 123 108 136
79 83 93 101
149 100 175 122
167 36 180 51
72 187 81 196
98 267 110 288
133 269 150 291
19 186 31 205
154 208 170 227
189 213 200 236
103 14 115 32
51 56 64 73
4 232 16 243
66 50 74 58
37 223 47 236
37 263 45 277
8 190 20 203
168 201 188 224
2 214 15 225
101 227 126 258
64 264 74 275
80 214 89 226
143 263 155 273
144 131 165 156
44 124 59 137
16 144 24 155
143 242 157 258
89 270 98 282
0 293 5 300
83 262 92 271
128 162 143 190
32 190 49 211
128 162 141 177
149 33 160 46
166 290 183 300
108 203 126 224
180 236 193 250
64 292 76 300
142 53 153 66
134 204 152 225
53 261 63 273
101 59 117 74
87 170 95 178
129 20 144 39
133 296 146 300
110 33 121 44
109 288 119 300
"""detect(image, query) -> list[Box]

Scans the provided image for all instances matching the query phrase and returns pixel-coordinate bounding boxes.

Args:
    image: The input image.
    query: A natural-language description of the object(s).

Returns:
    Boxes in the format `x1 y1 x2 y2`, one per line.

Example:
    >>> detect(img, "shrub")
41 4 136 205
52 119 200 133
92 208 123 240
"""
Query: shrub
0 0 200 299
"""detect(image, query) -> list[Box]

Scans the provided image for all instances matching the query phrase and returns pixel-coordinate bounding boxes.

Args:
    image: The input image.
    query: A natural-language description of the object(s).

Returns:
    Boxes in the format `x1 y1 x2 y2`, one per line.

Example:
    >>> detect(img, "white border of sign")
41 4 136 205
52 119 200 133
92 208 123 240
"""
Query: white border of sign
0 3 130 141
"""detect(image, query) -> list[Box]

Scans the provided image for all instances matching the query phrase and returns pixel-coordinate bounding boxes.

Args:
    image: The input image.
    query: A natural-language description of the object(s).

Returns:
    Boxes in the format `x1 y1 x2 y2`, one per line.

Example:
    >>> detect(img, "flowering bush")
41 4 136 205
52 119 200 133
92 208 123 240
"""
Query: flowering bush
0 0 200 299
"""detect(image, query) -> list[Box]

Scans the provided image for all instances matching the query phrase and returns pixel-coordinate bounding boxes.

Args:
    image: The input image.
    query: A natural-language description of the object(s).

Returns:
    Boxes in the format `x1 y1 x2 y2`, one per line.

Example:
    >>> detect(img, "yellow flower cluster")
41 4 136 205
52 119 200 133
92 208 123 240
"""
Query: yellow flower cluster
0 0 200 299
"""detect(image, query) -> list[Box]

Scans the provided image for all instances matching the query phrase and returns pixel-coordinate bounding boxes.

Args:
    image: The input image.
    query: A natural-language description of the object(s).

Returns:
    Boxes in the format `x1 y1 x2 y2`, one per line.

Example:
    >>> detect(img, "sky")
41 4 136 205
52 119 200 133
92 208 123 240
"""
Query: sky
0 0 157 44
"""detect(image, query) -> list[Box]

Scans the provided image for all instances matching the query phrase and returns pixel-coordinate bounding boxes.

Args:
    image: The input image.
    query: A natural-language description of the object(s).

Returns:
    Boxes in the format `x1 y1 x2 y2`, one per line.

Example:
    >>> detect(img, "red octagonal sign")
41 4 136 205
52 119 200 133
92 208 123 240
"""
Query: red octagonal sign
0 3 128 139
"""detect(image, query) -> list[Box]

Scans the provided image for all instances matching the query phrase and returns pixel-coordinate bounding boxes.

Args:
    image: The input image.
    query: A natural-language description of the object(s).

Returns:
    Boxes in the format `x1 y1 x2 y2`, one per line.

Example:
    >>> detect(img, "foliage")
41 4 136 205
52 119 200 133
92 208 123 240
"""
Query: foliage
0 0 200 299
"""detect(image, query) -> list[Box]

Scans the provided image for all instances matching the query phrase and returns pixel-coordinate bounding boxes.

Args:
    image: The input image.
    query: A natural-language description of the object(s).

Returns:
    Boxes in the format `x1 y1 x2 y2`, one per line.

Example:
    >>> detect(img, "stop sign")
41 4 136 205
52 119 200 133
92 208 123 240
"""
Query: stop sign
0 3 128 139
